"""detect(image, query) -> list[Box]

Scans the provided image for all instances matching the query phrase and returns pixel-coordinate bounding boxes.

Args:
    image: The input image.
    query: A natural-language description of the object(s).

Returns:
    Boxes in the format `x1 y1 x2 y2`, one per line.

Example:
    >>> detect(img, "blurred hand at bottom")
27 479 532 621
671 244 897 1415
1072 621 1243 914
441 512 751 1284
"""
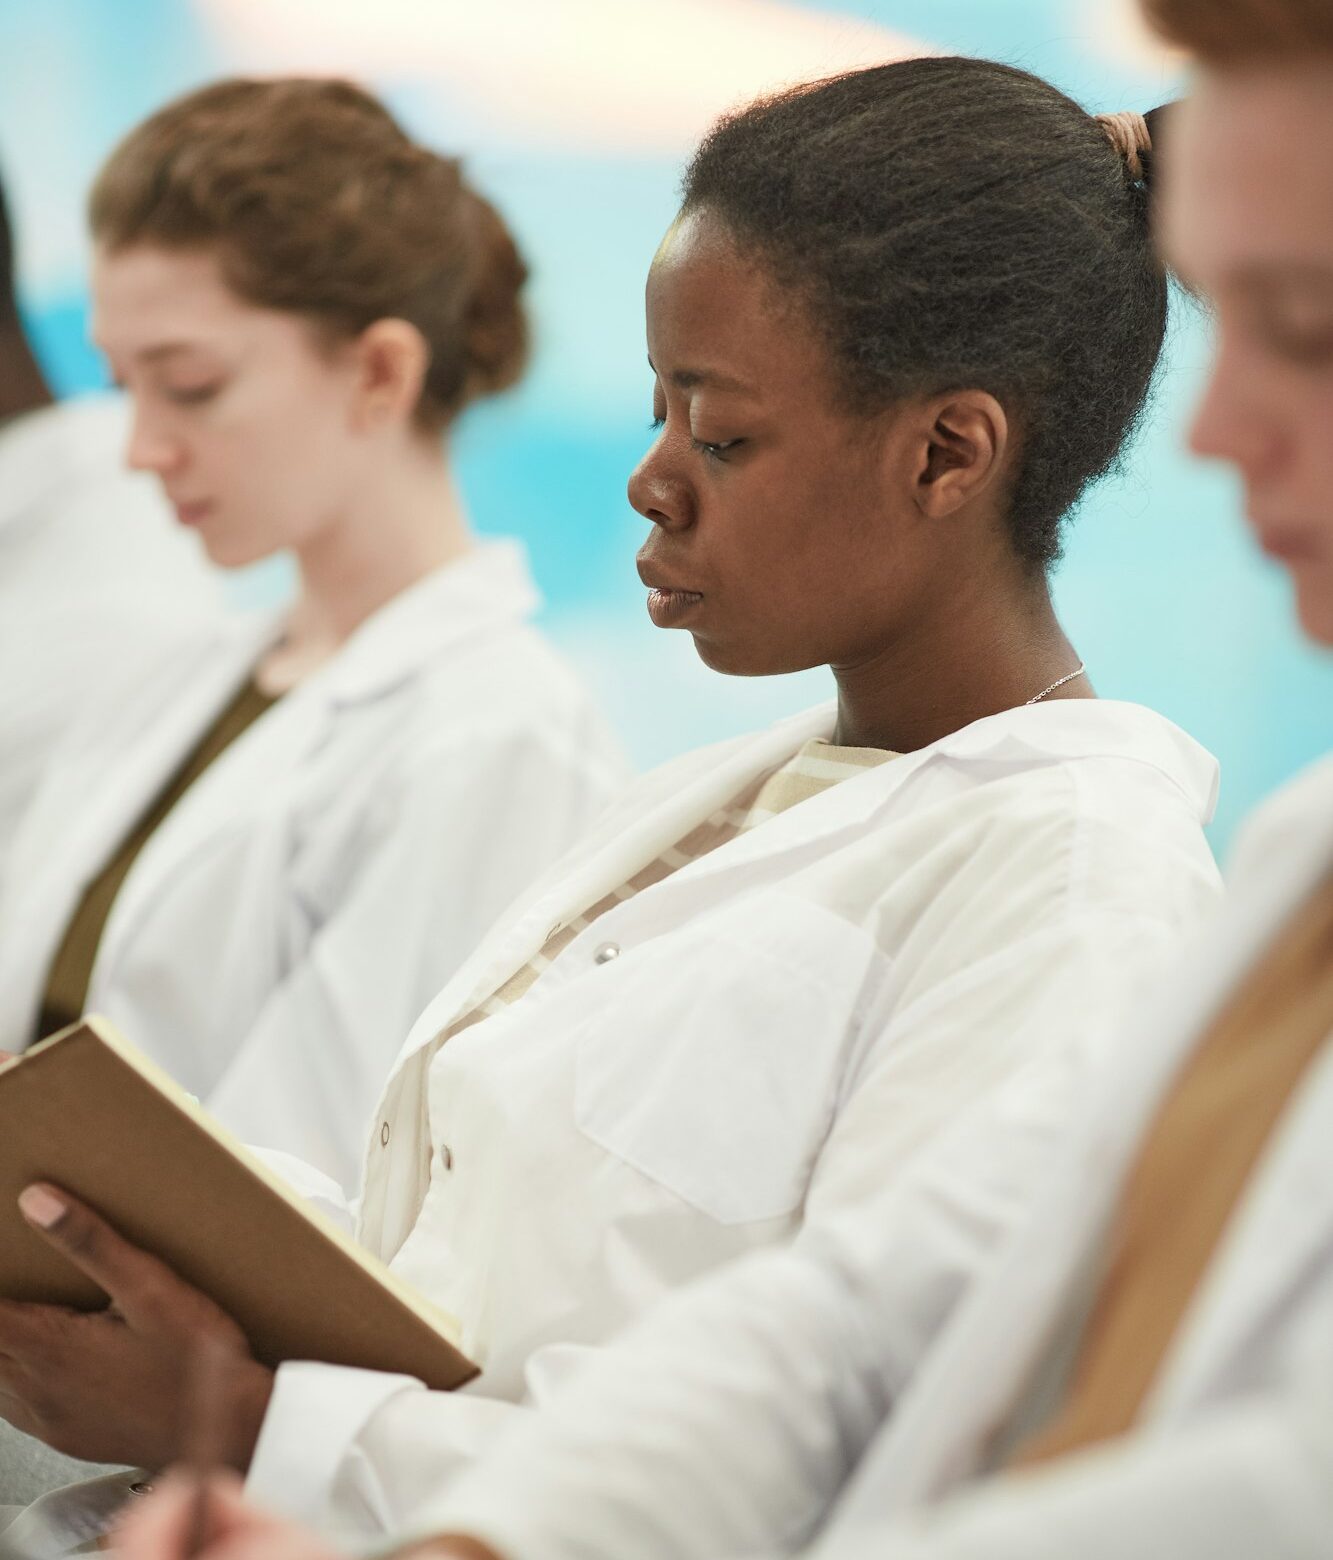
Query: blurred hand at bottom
111 1477 504 1560
111 1473 330 1560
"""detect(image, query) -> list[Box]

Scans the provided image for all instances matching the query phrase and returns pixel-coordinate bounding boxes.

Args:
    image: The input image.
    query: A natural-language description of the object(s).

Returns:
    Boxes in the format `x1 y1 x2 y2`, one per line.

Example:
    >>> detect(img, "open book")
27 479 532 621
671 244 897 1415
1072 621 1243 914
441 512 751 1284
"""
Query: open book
0 1017 477 1392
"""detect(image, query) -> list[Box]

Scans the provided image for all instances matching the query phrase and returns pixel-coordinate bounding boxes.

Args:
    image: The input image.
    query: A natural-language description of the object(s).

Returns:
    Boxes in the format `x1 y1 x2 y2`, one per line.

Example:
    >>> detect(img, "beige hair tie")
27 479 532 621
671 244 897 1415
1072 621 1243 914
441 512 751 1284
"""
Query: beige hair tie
1096 110 1152 181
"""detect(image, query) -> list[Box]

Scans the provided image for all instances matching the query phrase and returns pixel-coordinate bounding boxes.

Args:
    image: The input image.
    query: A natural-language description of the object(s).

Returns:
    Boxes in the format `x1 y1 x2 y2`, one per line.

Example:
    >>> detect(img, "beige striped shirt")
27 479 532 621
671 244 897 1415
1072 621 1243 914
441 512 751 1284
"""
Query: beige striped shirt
440 737 895 1046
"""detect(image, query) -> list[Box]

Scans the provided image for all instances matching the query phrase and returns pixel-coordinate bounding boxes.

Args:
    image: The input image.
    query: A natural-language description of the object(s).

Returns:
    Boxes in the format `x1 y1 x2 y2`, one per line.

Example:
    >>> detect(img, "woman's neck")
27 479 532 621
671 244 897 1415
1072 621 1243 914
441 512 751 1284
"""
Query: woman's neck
258 440 473 694
831 574 1089 753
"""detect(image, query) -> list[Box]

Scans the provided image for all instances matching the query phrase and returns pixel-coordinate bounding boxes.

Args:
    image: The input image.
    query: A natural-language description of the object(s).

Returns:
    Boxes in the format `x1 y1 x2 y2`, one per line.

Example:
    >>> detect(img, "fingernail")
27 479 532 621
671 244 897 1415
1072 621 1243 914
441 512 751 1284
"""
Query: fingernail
19 1186 66 1229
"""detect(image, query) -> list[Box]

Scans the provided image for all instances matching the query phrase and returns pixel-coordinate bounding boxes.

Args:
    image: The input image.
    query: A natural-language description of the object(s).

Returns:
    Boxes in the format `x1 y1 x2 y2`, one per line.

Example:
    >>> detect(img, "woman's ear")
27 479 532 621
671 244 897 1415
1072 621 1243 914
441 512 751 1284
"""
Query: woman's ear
349 318 431 430
911 390 1009 519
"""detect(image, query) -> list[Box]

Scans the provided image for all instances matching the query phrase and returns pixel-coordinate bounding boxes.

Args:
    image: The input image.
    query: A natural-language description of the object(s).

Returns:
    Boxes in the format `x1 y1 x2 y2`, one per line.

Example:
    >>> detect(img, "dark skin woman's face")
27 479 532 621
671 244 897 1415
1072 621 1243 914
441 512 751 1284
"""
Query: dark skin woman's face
631 209 932 677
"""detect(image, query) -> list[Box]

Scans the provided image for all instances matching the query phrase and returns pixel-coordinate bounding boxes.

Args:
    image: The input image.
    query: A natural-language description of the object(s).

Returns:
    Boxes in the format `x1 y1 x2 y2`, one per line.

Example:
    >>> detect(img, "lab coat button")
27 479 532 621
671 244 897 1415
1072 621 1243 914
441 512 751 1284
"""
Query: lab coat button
380 1120 391 1147
440 1143 454 1171
593 941 621 965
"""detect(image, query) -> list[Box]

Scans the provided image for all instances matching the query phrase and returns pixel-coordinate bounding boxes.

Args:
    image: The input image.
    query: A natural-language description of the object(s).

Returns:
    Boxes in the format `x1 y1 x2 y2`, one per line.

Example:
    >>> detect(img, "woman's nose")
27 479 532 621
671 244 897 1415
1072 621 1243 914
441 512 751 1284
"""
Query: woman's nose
1188 342 1281 481
125 411 185 478
627 446 693 531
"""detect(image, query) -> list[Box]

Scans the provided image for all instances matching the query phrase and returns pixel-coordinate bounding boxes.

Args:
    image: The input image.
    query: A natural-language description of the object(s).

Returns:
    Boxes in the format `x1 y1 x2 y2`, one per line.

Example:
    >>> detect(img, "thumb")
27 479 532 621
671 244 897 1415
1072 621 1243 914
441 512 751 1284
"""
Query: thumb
18 1183 201 1331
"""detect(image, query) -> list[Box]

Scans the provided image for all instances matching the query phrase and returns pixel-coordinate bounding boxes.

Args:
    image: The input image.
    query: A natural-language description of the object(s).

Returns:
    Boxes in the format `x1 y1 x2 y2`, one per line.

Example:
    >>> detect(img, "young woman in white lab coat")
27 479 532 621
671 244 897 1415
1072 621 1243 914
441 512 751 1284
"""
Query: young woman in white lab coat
0 59 1224 1539
234 32 1333 1560
0 80 626 1190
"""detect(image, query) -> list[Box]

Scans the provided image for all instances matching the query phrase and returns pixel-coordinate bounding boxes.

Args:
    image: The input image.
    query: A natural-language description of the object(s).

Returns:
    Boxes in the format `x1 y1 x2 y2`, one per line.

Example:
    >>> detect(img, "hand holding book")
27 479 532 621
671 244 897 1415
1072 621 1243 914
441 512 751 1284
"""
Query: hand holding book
0 1182 273 1471
0 1018 475 1478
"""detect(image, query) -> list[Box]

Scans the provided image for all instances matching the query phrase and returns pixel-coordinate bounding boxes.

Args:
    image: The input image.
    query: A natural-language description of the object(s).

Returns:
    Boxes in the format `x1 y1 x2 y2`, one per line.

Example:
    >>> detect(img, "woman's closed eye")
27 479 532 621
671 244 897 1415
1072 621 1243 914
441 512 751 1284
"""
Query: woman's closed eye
647 411 743 461
691 435 743 461
163 381 223 406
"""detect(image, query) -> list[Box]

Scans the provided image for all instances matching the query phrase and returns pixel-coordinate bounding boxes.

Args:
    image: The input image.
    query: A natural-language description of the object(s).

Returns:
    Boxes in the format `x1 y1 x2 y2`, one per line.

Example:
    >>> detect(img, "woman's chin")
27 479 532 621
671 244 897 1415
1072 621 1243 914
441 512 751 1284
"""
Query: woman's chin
200 534 277 571
689 634 806 679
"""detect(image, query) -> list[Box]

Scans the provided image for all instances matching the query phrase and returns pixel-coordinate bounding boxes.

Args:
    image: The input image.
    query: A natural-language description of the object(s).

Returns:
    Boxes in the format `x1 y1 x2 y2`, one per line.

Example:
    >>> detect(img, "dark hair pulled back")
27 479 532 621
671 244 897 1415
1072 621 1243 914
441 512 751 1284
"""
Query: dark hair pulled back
683 58 1171 570
90 77 528 426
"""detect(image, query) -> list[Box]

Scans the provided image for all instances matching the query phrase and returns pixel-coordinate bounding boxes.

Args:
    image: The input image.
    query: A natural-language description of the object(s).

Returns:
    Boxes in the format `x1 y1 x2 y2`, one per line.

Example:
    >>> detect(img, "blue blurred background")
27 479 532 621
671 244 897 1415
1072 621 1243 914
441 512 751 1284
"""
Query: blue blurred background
3 0 1328 855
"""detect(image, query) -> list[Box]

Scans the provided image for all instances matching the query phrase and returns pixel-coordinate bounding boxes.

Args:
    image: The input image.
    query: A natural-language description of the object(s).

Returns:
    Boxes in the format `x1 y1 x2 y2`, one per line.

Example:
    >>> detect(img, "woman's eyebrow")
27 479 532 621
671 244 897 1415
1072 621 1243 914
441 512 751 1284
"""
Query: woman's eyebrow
646 357 757 395
671 367 755 393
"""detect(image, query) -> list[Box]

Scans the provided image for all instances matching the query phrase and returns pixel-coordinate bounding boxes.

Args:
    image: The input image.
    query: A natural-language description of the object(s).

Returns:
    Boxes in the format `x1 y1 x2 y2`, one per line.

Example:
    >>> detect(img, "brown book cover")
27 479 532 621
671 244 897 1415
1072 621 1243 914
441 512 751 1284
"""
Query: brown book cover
0 1017 477 1392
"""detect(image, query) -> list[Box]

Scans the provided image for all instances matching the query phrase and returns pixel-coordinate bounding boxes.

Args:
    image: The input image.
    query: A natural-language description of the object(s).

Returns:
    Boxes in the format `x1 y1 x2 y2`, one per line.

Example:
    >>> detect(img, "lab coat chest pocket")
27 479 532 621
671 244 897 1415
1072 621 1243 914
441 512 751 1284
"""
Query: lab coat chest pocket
573 896 883 1226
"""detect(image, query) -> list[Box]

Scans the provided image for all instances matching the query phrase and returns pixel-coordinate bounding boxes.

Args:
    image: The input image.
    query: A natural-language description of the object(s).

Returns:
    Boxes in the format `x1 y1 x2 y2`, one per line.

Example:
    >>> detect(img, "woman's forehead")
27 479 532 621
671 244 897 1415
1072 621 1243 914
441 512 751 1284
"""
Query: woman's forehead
1163 64 1333 286
647 214 821 382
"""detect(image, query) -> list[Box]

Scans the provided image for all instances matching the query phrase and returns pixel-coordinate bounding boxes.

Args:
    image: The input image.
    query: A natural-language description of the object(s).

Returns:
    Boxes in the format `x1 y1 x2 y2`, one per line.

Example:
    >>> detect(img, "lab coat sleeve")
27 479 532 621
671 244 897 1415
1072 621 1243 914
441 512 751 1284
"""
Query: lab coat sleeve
804 906 1188 1219
804 1394 1333 1560
394 1037 1098 1560
204 718 624 1190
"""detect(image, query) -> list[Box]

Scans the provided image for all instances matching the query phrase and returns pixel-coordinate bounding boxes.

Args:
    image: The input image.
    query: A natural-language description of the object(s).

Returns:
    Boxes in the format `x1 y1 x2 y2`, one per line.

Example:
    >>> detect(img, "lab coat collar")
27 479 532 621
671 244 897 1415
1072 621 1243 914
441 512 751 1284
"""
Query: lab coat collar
667 696 1217 891
398 696 1216 1076
90 549 537 996
315 542 541 708
926 698 1219 820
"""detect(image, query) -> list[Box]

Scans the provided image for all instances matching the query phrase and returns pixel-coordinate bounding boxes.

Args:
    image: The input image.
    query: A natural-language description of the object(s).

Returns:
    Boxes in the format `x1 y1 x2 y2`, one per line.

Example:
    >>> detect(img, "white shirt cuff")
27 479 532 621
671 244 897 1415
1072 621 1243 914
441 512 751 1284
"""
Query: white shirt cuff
245 1361 422 1534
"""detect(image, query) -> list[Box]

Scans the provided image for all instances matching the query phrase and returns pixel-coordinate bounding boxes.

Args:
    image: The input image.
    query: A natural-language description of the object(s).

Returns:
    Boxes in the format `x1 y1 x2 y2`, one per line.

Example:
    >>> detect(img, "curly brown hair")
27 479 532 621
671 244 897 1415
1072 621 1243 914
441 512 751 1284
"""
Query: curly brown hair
1143 0 1333 58
90 77 528 426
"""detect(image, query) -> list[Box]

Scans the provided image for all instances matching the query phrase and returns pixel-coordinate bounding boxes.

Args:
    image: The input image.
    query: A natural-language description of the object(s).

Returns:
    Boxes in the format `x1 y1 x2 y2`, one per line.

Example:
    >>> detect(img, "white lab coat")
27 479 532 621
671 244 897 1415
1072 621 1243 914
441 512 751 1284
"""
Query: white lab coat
0 541 627 1190
427 754 1333 1560
0 395 224 877
240 697 1224 1538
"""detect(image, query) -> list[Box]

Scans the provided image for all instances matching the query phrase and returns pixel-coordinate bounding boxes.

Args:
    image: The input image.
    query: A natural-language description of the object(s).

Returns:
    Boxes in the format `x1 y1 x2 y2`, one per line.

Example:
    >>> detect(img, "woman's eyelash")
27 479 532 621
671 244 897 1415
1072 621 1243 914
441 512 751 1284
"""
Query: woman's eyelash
692 437 740 460
645 415 741 460
167 385 221 405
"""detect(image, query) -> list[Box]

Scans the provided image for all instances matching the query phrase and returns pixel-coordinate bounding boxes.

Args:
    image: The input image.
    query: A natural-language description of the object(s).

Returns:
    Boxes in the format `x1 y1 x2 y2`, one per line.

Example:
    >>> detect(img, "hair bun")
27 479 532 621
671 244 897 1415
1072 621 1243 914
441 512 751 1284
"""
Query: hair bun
1096 103 1177 194
1096 109 1153 181
457 186 530 405
90 77 531 428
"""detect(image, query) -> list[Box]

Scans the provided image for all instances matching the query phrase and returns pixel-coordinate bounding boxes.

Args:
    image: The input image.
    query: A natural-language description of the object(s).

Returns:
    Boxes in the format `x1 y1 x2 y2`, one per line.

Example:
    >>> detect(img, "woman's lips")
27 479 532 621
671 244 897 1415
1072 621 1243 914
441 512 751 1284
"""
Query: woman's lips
172 499 215 528
646 587 704 627
1255 526 1323 564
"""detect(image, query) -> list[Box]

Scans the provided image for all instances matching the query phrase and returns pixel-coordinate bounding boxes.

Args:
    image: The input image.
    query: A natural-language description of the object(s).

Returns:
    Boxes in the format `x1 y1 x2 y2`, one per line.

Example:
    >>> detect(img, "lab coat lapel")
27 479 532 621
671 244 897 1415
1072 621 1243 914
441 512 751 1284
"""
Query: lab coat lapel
1143 795 1333 1420
90 665 328 978
392 703 841 1060
0 607 280 1051
1147 1037 1333 1420
97 547 542 982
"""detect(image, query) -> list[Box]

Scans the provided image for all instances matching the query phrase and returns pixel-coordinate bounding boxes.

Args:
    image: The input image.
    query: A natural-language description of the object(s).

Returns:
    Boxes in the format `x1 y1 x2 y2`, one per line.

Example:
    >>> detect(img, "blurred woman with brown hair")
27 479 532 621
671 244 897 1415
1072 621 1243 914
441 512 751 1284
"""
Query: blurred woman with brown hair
0 78 626 1192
